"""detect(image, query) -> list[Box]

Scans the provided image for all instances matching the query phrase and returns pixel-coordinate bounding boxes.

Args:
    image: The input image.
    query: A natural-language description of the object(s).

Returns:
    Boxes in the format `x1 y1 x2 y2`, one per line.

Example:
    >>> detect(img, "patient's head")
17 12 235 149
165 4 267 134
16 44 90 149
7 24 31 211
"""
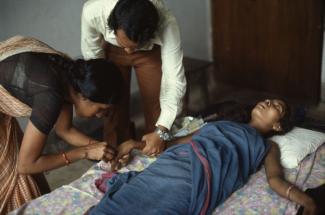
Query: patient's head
250 99 293 136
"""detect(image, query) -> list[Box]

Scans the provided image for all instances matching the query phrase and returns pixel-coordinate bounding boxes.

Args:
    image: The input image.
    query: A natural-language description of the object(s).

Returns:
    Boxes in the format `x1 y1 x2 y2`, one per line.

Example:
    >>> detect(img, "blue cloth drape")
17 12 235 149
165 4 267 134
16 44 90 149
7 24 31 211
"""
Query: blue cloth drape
89 121 269 215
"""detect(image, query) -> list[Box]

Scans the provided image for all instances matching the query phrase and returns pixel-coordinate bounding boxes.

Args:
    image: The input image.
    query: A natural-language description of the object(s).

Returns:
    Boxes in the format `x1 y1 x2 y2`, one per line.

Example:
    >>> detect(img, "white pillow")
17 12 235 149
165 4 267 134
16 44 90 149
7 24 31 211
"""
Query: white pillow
269 127 325 168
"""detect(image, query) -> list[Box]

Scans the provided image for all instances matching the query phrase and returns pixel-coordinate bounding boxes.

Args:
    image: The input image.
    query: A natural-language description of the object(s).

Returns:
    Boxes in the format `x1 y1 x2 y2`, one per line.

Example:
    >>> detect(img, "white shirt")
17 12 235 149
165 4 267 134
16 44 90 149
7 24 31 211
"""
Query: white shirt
81 0 186 130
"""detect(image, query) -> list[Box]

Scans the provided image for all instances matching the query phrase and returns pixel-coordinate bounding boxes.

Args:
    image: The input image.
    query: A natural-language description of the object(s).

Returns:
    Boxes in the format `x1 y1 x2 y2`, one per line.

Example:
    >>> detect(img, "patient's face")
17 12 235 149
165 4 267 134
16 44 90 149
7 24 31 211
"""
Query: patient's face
251 99 286 132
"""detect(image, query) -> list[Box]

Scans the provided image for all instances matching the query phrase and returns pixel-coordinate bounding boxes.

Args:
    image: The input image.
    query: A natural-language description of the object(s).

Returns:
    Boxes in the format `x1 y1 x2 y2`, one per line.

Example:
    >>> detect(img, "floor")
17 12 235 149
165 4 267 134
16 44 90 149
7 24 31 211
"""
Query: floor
20 71 325 191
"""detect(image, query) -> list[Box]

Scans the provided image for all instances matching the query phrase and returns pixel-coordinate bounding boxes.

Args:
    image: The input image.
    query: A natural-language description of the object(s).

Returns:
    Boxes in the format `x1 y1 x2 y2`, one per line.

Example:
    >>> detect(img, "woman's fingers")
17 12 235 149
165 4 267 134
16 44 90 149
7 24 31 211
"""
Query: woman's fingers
103 152 115 162
118 154 130 164
104 147 116 155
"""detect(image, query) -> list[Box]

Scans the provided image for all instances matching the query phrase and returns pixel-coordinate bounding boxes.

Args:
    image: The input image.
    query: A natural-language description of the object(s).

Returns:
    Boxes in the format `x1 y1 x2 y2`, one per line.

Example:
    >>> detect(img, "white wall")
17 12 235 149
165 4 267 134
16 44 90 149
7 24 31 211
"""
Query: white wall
0 0 87 58
0 0 212 60
322 33 325 84
164 0 212 60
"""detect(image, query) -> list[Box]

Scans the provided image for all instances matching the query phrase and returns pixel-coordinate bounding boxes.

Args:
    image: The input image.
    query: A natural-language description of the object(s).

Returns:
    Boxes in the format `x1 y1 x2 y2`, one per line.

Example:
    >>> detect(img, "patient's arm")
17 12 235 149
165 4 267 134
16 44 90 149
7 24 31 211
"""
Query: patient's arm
111 132 197 171
111 139 145 171
264 141 317 215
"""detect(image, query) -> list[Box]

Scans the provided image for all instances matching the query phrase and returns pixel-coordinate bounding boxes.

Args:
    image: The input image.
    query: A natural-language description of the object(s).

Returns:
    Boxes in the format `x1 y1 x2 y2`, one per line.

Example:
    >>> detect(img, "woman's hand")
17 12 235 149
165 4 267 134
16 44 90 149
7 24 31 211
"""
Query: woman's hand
111 139 138 171
84 142 115 161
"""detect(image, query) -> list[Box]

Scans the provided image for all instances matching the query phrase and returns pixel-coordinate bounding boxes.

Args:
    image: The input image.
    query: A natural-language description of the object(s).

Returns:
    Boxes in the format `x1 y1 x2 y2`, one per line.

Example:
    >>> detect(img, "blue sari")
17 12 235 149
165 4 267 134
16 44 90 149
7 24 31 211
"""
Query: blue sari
89 121 269 215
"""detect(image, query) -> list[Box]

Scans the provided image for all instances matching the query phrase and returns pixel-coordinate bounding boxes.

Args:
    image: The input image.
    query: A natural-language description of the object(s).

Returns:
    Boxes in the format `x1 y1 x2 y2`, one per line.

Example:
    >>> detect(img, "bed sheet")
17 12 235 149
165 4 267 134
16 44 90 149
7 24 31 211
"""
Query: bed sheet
10 144 325 215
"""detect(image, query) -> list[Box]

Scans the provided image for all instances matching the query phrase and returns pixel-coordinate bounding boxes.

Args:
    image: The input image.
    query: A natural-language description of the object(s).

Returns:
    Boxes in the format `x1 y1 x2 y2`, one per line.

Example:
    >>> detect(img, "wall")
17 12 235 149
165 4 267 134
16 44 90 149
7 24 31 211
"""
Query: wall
0 0 212 96
0 0 212 60
322 33 325 84
0 0 87 58
164 0 212 60
0 0 323 87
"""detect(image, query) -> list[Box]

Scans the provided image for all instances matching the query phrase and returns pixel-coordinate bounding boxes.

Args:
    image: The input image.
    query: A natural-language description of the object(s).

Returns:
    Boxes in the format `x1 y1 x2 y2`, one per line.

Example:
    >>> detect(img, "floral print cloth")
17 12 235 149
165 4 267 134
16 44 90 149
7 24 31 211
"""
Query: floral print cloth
10 145 325 215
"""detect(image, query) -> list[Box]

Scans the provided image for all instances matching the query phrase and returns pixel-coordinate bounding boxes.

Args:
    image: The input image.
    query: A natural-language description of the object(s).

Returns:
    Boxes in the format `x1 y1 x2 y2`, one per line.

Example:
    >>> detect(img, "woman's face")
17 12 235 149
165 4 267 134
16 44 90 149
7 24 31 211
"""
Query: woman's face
251 99 286 132
74 95 112 118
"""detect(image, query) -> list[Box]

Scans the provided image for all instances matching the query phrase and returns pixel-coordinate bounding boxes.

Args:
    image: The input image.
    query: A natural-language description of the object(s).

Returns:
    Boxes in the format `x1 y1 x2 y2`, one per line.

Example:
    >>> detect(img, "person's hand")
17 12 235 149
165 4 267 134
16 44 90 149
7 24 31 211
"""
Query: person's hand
302 199 317 215
141 132 165 156
103 144 117 162
84 141 115 161
111 139 137 171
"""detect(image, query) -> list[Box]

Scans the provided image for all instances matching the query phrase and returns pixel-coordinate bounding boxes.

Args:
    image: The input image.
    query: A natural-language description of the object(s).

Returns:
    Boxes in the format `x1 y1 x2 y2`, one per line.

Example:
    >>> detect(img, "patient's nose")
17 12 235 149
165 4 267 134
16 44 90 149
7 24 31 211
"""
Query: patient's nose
265 100 271 106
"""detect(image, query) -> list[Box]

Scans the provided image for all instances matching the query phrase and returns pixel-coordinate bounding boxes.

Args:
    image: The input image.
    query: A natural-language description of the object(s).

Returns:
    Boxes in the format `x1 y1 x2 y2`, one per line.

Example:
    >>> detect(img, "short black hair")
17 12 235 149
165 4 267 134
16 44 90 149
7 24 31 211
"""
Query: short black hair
108 0 159 46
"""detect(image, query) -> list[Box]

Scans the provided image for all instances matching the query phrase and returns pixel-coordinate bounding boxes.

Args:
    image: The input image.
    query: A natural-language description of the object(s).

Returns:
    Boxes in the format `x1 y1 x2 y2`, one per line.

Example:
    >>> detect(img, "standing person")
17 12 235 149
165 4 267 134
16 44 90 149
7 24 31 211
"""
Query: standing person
0 36 120 213
81 0 186 156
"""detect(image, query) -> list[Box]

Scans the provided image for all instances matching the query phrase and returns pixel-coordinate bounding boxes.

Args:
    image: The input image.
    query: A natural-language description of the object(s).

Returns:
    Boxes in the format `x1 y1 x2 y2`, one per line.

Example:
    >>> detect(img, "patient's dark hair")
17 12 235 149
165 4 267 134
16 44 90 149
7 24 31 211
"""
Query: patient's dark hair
49 55 122 104
200 99 294 136
108 0 159 46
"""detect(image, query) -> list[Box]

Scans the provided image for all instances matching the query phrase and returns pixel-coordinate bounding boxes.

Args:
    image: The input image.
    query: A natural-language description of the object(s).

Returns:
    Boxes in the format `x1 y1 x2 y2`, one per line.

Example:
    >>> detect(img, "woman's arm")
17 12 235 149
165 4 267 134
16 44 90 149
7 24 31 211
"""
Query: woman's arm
55 103 99 146
18 120 114 174
264 141 317 215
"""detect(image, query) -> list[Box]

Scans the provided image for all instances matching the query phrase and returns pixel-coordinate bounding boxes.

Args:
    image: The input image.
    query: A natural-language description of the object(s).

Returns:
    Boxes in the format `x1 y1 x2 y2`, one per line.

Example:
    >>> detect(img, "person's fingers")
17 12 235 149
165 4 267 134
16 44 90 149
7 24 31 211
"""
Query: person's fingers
104 147 116 155
103 152 114 161
141 135 147 142
110 162 116 171
142 146 150 155
122 154 129 159
111 158 119 172
113 160 122 171
98 141 107 146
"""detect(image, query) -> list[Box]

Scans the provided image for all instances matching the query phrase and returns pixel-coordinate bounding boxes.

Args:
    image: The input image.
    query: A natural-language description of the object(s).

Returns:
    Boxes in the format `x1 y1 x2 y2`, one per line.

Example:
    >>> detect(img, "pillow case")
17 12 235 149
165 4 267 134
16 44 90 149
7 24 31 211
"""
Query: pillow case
269 127 325 168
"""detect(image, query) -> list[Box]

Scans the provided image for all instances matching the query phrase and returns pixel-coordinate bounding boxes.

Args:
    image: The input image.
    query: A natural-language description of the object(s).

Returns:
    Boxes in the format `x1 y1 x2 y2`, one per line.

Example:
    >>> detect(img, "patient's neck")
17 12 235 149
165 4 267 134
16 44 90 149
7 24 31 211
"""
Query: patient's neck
249 120 269 135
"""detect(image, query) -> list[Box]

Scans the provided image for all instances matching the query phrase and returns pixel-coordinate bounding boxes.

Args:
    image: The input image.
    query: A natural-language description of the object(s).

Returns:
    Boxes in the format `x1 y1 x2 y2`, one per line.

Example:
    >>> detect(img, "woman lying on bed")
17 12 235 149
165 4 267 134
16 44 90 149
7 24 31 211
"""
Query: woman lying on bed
88 99 317 215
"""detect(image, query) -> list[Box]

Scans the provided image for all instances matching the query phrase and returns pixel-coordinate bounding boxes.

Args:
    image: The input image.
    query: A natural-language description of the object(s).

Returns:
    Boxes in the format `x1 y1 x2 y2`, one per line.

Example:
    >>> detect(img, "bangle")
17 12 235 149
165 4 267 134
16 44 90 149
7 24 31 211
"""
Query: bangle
61 152 70 165
286 185 294 200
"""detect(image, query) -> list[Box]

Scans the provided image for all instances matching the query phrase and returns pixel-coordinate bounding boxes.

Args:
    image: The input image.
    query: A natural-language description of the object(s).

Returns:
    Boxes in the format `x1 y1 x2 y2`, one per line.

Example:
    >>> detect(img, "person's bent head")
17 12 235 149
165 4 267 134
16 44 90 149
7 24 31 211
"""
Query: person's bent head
67 59 122 118
250 99 294 136
108 0 159 54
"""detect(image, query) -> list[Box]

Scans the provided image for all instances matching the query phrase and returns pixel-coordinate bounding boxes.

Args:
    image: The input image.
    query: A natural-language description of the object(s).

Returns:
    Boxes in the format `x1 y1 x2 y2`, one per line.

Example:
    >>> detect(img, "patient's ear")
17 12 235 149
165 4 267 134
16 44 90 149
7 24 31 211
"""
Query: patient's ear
272 123 282 132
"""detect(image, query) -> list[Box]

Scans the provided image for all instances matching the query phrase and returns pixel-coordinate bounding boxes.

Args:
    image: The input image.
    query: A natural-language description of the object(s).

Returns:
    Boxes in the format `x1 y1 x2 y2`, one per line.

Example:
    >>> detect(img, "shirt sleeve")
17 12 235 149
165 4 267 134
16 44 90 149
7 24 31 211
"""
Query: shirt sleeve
30 91 63 135
155 16 187 130
81 4 106 60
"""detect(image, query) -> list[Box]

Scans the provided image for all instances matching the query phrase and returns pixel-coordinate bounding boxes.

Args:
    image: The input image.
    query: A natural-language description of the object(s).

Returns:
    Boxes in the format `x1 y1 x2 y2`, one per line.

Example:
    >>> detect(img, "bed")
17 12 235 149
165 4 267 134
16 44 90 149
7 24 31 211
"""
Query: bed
9 142 325 215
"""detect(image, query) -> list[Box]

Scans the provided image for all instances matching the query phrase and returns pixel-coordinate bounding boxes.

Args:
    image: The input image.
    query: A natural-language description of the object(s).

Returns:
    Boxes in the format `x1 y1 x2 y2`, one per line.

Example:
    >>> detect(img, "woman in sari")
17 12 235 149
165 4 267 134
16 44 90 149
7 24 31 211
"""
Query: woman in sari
89 99 317 215
0 36 121 213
